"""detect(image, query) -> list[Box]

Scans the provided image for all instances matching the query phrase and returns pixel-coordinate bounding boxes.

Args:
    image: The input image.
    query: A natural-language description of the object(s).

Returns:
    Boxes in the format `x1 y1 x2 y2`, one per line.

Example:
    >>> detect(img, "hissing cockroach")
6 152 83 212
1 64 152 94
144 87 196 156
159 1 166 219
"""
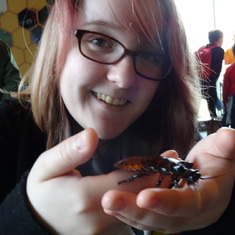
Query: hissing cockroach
114 156 205 188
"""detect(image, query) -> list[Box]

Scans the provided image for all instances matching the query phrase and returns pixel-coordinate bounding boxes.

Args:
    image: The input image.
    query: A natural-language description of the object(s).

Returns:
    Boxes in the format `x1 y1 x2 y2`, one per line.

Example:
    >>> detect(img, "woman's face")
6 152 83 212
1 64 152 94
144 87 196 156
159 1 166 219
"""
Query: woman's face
60 0 160 139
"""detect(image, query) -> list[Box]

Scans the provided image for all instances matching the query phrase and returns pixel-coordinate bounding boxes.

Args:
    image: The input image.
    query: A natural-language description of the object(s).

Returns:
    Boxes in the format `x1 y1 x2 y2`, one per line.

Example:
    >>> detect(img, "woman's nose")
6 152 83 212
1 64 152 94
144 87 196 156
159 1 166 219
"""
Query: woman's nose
106 55 137 88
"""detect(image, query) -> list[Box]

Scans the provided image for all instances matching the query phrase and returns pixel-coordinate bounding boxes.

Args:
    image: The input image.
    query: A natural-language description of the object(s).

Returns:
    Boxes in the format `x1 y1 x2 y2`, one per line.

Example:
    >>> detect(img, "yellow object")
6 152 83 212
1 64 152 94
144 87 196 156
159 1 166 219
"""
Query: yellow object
152 232 168 235
224 47 235 65
0 0 47 76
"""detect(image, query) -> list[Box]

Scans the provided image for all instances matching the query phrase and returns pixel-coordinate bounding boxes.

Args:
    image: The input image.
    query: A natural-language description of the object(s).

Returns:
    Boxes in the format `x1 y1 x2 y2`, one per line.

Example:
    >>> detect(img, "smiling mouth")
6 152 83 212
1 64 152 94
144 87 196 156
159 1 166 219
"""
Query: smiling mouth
94 92 128 106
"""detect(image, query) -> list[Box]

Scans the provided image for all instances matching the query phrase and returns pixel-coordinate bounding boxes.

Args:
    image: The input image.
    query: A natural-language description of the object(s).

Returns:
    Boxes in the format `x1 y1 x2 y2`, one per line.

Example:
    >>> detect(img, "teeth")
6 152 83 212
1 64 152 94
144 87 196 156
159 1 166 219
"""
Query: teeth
96 92 127 106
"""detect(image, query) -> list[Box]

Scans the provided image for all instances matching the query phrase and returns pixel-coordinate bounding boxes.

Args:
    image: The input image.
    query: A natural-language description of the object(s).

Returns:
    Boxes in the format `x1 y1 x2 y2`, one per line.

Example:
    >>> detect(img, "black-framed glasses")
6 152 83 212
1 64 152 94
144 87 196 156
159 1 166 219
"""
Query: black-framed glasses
72 29 172 81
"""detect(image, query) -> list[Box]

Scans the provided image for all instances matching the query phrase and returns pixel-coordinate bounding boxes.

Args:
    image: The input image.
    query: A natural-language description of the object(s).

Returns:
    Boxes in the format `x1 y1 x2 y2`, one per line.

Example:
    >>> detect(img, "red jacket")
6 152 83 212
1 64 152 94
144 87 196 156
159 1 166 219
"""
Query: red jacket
223 62 235 106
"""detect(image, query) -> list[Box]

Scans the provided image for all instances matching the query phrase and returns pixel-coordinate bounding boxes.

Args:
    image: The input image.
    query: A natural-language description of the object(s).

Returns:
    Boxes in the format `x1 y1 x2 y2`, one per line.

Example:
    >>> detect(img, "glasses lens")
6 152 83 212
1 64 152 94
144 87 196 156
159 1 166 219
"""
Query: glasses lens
77 30 171 81
135 52 171 80
80 32 124 63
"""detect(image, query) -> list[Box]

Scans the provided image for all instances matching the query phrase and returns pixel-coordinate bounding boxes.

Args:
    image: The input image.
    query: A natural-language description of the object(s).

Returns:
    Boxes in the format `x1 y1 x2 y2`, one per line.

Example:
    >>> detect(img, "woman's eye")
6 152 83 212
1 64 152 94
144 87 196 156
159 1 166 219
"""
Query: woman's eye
91 38 109 47
139 52 162 64
84 35 116 53
88 35 114 50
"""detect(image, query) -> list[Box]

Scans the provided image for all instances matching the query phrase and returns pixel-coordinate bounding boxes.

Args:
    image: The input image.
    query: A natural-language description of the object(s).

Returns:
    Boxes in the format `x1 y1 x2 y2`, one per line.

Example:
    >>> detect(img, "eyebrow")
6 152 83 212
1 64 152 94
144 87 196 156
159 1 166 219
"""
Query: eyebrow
80 20 122 31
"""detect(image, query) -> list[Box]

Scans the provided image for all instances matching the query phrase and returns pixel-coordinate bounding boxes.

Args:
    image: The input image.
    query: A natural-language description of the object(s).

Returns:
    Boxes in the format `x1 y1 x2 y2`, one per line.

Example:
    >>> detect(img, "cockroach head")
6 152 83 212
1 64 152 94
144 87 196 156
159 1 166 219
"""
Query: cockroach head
187 170 201 185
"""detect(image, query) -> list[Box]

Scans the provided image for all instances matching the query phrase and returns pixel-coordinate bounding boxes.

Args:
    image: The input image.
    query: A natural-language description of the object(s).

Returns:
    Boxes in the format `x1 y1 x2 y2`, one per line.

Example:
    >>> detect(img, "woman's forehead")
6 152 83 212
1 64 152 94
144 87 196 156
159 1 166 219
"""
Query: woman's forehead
110 0 165 47
76 0 164 46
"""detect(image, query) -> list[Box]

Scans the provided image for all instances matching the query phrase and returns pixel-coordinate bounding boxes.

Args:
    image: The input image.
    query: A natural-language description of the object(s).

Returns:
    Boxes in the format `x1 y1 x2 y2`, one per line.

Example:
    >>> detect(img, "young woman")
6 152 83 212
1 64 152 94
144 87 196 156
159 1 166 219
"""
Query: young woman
0 0 234 234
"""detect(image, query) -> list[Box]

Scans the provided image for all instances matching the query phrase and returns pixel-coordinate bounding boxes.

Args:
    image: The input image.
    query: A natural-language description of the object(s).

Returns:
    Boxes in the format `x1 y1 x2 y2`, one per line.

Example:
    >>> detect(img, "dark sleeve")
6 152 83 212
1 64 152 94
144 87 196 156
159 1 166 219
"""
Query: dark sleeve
210 47 224 79
0 40 21 100
0 99 49 234
181 183 235 235
0 173 50 235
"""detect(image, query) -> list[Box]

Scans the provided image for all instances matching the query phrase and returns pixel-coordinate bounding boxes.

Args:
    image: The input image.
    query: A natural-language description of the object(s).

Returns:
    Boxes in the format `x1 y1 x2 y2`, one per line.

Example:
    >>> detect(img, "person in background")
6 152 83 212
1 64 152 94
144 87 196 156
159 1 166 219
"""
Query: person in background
222 62 235 128
0 1 235 234
224 35 235 65
196 30 224 117
0 39 21 100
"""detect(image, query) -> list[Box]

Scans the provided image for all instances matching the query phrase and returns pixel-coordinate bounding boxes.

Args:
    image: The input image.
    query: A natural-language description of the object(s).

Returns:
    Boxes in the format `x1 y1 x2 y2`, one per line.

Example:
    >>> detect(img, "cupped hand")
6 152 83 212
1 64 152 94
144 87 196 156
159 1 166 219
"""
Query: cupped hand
102 127 235 234
27 128 134 235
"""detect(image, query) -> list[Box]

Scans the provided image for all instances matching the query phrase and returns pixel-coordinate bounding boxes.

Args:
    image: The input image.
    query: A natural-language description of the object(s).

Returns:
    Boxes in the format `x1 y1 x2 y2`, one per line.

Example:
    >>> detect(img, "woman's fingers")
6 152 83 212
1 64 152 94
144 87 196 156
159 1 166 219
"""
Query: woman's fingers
213 127 235 160
29 128 98 181
137 187 202 216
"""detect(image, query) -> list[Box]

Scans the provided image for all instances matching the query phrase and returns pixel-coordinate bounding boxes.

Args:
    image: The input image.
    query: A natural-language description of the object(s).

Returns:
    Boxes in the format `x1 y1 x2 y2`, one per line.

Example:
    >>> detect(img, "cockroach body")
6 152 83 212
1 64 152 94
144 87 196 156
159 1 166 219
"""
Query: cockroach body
114 156 202 188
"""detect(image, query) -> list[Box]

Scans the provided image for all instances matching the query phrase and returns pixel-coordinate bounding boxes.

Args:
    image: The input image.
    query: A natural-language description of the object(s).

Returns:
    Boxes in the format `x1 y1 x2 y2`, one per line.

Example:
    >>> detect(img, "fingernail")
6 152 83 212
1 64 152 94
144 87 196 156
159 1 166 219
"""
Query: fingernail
107 199 125 211
73 131 87 150
146 198 162 210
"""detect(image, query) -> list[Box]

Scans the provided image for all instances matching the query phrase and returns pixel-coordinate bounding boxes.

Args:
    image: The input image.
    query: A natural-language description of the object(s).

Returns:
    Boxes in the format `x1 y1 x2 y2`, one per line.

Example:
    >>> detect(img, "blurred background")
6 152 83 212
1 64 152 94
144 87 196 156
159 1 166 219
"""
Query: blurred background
175 0 235 52
0 0 53 76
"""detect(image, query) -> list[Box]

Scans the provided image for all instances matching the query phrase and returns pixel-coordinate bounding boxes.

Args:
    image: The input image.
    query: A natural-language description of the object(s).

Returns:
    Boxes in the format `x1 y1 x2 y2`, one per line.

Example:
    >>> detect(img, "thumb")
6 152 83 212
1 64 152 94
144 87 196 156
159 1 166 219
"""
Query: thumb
214 127 235 160
30 128 98 181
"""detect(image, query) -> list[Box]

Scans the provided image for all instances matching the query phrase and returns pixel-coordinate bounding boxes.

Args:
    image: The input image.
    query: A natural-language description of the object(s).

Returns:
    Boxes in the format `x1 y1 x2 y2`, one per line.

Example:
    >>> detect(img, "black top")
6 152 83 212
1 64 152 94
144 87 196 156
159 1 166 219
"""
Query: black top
209 45 224 80
0 98 234 234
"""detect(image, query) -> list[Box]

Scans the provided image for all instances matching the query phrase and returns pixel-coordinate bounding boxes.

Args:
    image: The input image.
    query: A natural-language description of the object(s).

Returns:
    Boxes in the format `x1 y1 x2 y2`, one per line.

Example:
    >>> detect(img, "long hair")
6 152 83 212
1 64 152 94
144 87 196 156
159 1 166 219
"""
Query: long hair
121 0 201 156
19 0 78 149
19 0 200 155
